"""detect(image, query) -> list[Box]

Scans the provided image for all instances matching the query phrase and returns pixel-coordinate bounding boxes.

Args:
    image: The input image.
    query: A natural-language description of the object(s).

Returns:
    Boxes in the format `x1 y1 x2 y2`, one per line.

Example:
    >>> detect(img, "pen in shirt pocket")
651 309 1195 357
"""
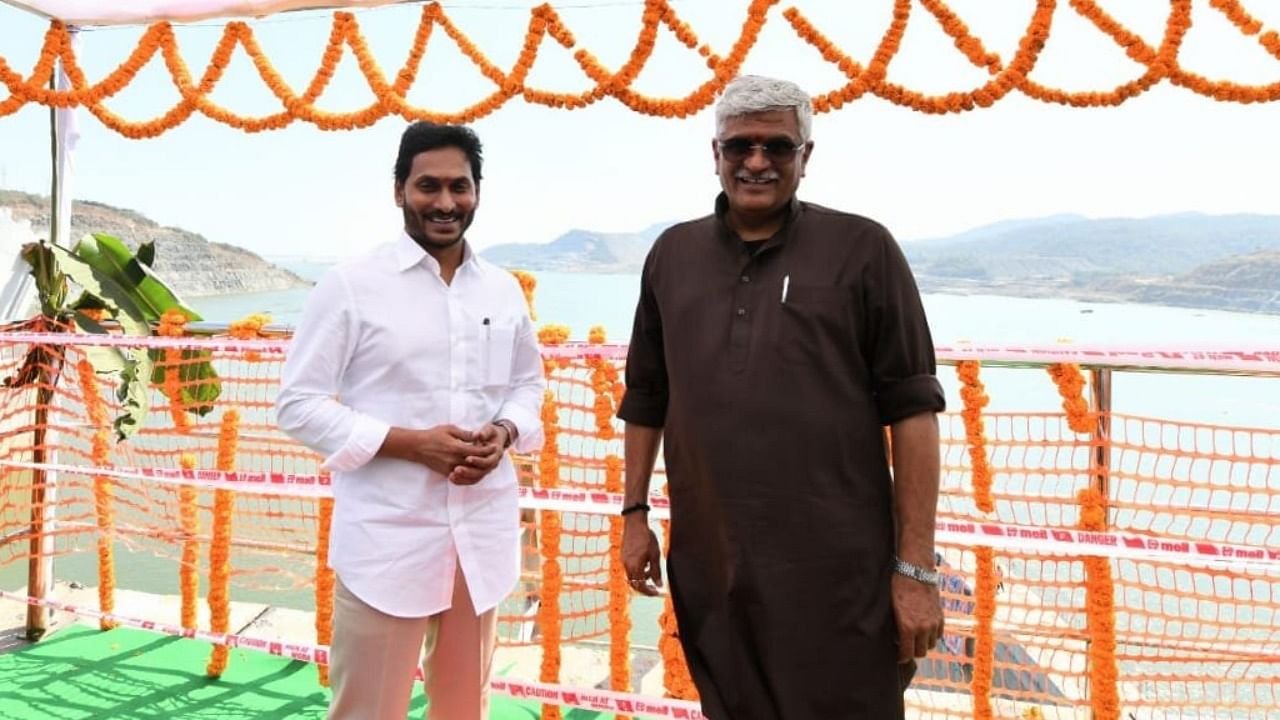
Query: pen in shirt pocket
781 275 790 304
483 317 491 342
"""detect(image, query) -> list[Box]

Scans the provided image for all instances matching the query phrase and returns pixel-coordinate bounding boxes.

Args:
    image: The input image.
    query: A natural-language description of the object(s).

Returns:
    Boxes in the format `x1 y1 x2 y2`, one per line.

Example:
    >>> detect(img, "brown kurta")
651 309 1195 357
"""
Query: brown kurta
618 194 945 719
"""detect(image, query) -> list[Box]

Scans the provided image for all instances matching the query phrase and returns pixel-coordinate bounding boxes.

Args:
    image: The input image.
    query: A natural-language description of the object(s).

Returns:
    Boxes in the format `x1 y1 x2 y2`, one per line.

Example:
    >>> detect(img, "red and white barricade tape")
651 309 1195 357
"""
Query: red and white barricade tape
935 518 1280 568
0 589 705 719
0 331 287 354
7 331 1280 372
4 460 1276 567
0 460 332 498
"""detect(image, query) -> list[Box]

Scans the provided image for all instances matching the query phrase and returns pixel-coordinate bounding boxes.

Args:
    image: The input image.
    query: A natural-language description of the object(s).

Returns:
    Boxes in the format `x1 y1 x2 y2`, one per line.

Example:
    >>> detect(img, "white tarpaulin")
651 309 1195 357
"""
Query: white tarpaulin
2 0 401 25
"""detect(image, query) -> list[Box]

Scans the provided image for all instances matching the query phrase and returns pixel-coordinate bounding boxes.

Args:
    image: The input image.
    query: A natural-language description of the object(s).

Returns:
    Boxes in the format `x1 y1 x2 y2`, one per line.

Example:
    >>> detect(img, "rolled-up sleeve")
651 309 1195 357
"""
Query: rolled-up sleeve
866 228 946 425
498 311 546 454
617 244 668 427
276 269 390 471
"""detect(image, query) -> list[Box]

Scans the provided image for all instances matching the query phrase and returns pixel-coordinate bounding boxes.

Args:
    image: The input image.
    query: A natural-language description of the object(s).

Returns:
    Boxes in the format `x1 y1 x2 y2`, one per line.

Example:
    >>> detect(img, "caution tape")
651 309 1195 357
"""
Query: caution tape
0 331 286 353
6 460 1274 567
0 460 331 498
0 589 705 719
8 331 1280 372
936 342 1280 374
935 518 1280 568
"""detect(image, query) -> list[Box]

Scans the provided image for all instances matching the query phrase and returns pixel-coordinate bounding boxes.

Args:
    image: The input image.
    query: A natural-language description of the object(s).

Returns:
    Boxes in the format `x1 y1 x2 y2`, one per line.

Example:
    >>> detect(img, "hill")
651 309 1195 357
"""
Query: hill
481 211 1280 314
482 223 671 273
0 190 309 297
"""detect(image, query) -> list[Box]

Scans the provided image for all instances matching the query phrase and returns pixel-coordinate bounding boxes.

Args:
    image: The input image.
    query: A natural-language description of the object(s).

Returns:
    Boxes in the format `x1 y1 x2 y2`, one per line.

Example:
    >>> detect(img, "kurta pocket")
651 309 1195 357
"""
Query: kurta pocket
482 324 516 386
773 285 852 366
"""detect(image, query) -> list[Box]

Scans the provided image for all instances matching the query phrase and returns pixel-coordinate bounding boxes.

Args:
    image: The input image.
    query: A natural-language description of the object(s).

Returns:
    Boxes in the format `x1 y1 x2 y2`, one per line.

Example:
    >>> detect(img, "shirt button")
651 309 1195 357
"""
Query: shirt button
740 275 750 283
736 307 747 317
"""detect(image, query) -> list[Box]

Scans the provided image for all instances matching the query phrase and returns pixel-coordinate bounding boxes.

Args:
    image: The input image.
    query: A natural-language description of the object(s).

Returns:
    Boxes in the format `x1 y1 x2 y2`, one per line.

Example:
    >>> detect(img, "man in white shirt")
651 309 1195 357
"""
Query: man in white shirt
277 122 545 720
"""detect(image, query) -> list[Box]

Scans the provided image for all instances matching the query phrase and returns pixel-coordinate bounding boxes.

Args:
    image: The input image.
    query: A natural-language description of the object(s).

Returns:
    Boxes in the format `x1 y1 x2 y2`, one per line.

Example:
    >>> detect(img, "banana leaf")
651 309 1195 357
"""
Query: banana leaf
73 233 201 322
74 313 152 440
49 245 160 439
62 236 221 421
148 347 220 416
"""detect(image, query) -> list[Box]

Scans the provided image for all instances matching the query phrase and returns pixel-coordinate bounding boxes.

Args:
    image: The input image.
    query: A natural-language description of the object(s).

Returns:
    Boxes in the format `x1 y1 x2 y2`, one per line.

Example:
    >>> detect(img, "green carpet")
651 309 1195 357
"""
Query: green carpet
0 625 605 719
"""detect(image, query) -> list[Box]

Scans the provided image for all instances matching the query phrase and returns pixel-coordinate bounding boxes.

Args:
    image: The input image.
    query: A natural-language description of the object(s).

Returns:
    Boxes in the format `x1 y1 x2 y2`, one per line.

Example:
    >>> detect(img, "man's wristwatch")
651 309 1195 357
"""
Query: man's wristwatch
893 557 940 587
493 419 517 450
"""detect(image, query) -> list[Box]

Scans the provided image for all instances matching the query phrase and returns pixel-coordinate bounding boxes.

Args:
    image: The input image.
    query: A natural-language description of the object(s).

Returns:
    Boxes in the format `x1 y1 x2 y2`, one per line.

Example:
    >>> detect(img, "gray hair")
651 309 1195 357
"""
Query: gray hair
715 75 812 142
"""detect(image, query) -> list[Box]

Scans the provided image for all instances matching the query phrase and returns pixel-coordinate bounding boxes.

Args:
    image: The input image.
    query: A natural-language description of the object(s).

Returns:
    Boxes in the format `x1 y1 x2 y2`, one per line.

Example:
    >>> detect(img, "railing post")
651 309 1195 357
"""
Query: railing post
1089 368 1112 517
1085 367 1113 720
25 384 53 640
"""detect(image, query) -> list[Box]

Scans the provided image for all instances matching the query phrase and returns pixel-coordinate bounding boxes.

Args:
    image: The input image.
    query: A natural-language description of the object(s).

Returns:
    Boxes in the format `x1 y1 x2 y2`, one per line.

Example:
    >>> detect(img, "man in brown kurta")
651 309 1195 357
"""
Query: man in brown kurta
618 76 947 719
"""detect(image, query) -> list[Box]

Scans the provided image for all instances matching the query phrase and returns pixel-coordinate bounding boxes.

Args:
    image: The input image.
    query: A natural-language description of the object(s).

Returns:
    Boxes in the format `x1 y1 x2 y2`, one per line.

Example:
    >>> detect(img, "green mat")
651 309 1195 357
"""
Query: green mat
0 625 599 719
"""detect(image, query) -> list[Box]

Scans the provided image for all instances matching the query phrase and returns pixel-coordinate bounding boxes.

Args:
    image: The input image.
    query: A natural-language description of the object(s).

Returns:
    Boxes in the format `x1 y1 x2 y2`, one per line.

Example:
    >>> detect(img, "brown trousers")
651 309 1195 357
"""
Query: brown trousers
327 561 497 720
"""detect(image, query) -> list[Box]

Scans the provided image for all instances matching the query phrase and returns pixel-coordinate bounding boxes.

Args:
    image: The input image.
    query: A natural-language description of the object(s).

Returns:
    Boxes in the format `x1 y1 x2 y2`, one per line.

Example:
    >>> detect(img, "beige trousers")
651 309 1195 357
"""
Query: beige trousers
327 560 497 720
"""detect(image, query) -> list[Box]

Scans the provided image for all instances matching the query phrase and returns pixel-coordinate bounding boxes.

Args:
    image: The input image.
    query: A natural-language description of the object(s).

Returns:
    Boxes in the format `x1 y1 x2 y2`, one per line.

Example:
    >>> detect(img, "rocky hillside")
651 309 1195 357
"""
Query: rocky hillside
0 190 309 297
1124 251 1280 314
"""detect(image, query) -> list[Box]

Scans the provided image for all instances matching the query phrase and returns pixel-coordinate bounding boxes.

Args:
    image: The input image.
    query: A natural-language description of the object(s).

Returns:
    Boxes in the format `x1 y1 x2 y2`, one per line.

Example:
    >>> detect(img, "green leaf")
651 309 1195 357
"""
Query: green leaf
72 233 202 323
149 347 221 417
49 243 152 338
113 350 152 441
73 306 154 441
20 242 68 316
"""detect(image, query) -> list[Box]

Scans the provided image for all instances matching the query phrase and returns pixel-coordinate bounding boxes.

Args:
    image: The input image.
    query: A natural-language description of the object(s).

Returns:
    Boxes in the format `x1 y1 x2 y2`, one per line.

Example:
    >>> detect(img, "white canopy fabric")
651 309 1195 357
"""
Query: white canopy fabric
2 0 401 25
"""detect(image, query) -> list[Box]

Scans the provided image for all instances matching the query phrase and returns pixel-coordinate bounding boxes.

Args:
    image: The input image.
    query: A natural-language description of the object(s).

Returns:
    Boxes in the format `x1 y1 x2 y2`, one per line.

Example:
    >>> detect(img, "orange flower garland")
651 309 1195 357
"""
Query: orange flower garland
587 327 631 708
1078 487 1119 720
510 270 538 321
6 0 1273 136
536 325 567 720
658 501 698 701
604 455 631 713
315 495 335 687
1048 363 1092 434
178 453 200 630
227 312 272 362
156 309 190 432
971 546 996 720
206 409 239 677
75 359 117 630
956 361 993 513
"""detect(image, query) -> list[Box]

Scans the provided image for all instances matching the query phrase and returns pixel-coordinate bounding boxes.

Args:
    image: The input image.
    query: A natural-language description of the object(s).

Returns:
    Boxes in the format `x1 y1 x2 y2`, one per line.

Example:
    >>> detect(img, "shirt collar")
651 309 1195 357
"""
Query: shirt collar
713 192 803 247
394 231 481 275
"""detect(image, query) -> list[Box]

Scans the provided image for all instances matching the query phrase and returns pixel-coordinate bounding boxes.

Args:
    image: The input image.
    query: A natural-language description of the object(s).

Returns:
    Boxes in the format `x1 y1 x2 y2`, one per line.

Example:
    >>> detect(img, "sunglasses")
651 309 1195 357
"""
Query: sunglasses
717 138 804 163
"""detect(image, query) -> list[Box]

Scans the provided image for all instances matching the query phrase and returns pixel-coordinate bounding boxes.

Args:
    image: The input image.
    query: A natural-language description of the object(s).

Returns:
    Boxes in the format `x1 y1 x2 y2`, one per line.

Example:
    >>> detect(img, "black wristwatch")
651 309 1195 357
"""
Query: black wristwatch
493 419 517 449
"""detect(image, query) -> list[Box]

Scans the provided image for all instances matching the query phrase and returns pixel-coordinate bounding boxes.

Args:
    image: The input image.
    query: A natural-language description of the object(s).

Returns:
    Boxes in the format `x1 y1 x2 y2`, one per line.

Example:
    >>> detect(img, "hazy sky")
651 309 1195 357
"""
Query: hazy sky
1 0 1278 259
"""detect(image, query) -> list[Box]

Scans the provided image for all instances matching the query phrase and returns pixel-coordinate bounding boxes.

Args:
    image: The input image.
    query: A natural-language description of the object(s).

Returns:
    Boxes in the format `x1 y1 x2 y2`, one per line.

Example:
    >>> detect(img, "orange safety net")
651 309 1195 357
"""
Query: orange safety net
2 0 1279 138
0 326 1278 717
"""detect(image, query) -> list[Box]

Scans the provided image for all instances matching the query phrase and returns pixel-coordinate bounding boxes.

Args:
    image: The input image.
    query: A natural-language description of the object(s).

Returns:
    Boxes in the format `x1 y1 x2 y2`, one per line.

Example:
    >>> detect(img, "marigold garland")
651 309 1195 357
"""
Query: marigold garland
156 309 190 432
586 327 631 709
658 500 698 701
315 495 335 687
971 546 996 720
75 359 116 630
227 312 272 361
206 409 239 678
5 0 1274 137
178 453 200 630
1078 486 1119 720
1048 363 1093 434
510 270 538 321
956 361 993 513
536 325 566 720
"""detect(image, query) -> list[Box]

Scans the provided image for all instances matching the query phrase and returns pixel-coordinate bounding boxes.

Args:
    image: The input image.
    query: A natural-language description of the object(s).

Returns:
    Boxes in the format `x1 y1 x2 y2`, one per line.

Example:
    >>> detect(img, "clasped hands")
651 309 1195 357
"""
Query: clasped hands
393 423 510 485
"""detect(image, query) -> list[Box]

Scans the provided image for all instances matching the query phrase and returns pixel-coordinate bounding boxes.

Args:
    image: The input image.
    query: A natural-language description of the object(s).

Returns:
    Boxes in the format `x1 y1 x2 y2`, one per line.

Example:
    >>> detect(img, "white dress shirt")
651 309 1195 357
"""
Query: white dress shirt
277 232 545 617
